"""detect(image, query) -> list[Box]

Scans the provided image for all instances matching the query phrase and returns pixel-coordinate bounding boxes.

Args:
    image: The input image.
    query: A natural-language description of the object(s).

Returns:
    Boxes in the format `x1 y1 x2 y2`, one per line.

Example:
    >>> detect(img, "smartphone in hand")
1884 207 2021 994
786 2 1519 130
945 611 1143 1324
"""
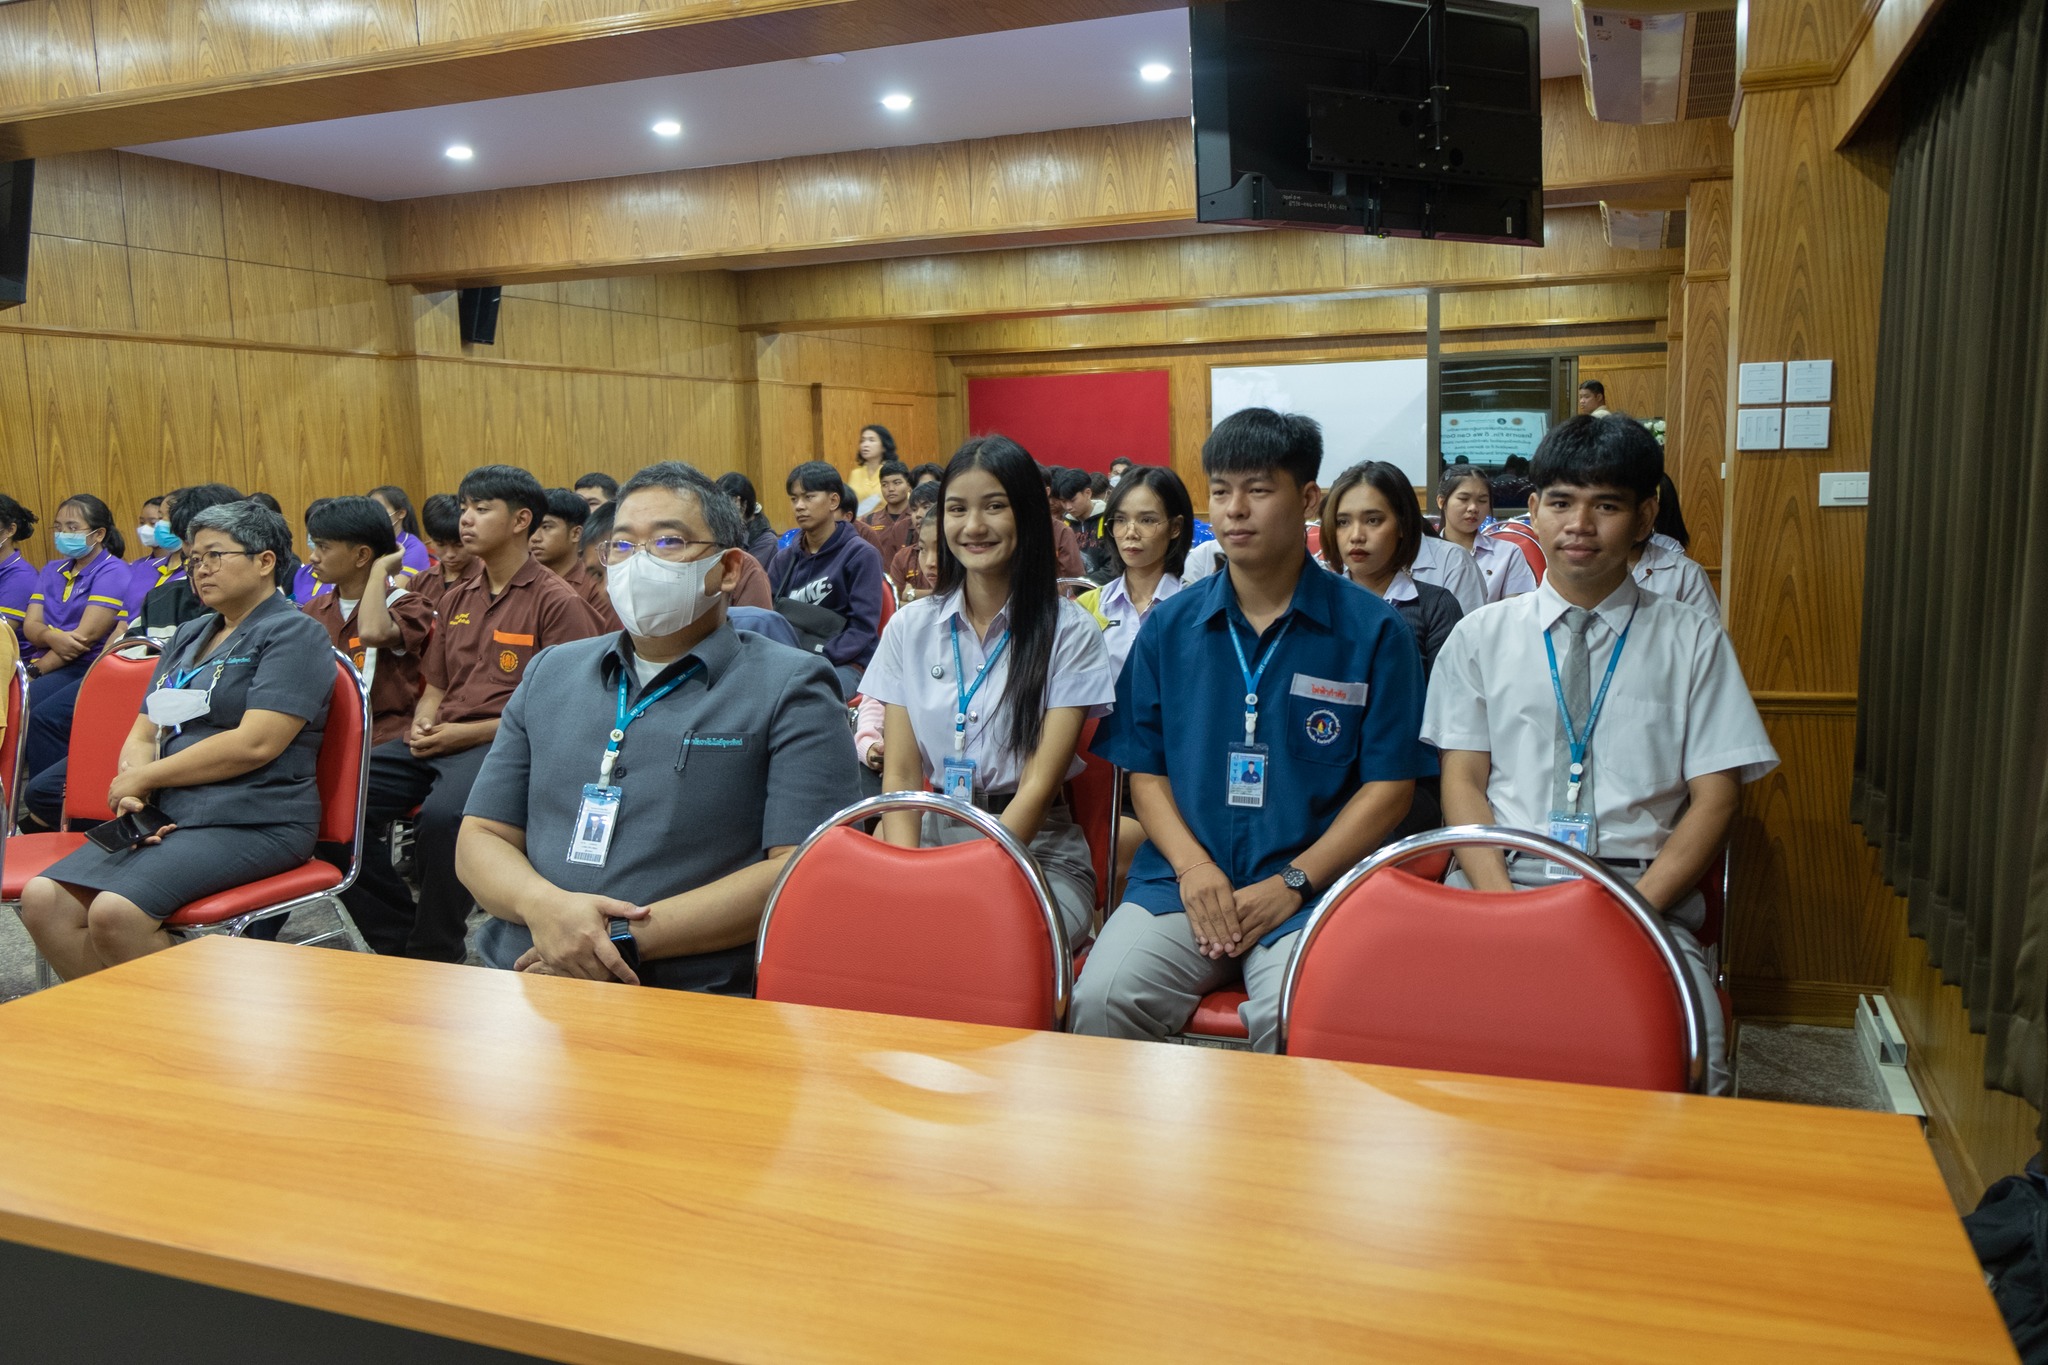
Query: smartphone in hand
84 803 174 853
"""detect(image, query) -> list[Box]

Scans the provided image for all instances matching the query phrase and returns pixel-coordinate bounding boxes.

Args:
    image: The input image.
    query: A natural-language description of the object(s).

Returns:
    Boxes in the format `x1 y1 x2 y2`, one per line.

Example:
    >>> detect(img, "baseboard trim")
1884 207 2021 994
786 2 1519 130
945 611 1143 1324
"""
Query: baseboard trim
1903 1037 1988 1213
1731 977 1870 1026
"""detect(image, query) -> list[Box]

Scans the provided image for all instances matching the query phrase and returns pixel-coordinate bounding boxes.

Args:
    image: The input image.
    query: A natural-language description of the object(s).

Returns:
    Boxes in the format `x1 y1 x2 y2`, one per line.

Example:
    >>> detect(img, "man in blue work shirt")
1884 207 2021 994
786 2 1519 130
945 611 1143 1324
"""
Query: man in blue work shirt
1071 408 1433 1051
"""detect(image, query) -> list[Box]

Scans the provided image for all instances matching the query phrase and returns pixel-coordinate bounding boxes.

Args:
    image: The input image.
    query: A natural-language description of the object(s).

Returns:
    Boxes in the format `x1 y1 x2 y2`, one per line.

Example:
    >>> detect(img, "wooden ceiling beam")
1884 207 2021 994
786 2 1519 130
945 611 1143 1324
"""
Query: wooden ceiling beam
0 0 1183 160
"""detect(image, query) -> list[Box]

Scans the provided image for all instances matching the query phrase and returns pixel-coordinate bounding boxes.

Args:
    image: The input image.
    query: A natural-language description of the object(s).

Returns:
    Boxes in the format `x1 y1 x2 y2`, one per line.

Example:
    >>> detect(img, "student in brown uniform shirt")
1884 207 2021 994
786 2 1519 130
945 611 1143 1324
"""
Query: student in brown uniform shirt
342 465 602 961
412 492 474 614
858 460 918 555
532 487 621 631
300 497 436 747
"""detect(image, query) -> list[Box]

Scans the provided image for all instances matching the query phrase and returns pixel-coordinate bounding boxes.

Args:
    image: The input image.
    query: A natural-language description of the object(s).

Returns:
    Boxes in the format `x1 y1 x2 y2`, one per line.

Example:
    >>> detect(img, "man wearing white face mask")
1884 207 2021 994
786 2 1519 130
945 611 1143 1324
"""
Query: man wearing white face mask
456 461 857 990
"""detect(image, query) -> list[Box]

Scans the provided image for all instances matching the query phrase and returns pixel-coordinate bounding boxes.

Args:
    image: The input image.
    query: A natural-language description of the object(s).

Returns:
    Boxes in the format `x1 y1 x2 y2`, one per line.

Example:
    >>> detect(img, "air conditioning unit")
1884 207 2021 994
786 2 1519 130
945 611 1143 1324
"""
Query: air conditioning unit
1576 0 1738 125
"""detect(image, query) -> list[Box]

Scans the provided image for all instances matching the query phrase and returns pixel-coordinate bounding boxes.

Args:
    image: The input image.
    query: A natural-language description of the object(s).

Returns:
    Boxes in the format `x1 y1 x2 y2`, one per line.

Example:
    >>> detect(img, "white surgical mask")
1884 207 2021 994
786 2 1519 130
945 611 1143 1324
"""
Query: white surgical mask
607 547 725 637
136 524 155 548
145 688 211 727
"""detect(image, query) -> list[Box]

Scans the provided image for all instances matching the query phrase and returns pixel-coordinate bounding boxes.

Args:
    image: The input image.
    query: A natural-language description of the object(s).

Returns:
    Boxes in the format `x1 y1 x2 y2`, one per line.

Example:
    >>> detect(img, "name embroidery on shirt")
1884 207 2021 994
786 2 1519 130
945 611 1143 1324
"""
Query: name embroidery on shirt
448 612 472 626
686 736 744 749
1288 674 1368 707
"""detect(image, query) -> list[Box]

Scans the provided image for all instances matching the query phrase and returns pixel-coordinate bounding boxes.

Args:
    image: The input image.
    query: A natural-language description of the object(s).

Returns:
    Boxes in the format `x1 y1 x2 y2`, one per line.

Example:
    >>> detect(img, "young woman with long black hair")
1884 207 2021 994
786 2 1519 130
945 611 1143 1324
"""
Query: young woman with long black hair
1077 465 1193 675
845 423 897 517
859 434 1117 945
1322 462 1464 681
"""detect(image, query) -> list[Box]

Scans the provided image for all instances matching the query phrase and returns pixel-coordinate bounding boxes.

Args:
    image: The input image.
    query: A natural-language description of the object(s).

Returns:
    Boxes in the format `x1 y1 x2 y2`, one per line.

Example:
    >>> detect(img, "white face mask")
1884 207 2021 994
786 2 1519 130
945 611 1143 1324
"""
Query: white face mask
145 687 211 727
607 547 726 637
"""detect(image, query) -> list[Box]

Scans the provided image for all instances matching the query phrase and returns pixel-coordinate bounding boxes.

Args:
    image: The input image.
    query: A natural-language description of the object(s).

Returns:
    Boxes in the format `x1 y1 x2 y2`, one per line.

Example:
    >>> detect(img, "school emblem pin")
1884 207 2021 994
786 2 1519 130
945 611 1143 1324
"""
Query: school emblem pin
498 649 519 673
1306 708 1340 745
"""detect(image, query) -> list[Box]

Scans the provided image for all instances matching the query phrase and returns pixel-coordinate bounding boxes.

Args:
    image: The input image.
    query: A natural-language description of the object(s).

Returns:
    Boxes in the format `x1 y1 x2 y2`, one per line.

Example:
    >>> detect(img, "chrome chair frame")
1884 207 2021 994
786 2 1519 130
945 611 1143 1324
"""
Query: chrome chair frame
1275 824 1711 1093
758 789 1074 1025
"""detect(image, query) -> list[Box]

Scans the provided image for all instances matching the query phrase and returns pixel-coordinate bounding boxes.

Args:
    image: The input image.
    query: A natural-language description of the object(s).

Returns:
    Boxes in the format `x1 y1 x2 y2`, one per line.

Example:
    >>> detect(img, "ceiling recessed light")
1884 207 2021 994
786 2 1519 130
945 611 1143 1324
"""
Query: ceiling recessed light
444 144 474 161
1140 62 1172 83
651 119 682 137
880 92 913 112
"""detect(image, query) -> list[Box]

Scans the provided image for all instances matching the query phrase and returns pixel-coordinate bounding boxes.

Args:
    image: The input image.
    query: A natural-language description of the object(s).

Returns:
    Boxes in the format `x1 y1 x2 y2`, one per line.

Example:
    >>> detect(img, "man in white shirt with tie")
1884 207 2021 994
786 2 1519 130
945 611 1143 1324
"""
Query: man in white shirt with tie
1421 414 1778 1094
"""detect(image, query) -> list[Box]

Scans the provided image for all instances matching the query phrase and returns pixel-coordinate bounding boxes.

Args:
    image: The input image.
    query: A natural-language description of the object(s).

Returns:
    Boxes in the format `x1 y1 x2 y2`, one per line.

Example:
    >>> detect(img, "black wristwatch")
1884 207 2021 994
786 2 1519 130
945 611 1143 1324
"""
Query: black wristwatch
1280 864 1313 905
606 917 641 978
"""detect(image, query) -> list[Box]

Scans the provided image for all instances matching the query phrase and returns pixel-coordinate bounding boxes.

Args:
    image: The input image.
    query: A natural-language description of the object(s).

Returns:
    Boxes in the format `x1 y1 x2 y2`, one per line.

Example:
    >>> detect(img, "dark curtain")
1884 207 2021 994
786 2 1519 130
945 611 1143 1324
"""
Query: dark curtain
1854 0 2048 1108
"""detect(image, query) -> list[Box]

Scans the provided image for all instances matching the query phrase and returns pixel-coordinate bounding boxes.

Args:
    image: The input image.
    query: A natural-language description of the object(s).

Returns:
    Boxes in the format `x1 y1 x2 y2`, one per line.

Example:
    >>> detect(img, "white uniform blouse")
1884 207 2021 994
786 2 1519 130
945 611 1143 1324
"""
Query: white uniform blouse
1410 535 1487 614
859 589 1117 793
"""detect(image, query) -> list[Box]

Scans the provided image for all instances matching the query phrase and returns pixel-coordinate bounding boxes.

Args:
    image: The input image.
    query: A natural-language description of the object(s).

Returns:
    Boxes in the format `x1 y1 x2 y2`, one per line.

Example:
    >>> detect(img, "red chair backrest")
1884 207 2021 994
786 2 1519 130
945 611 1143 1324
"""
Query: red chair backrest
1284 867 1693 1091
315 654 369 846
757 825 1062 1030
1069 717 1116 913
62 644 161 826
1 660 24 805
878 585 896 627
1305 523 1322 557
1493 522 1546 580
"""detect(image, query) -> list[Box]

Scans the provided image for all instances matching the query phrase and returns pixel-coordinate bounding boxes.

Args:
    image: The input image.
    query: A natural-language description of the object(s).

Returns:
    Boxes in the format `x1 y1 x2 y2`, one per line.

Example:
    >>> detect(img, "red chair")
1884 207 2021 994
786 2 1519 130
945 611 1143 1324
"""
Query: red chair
1068 718 1121 929
756 791 1072 1030
2 641 161 903
1278 826 1710 1092
1179 846 1455 1050
1 658 28 809
1491 521 1546 580
165 651 372 948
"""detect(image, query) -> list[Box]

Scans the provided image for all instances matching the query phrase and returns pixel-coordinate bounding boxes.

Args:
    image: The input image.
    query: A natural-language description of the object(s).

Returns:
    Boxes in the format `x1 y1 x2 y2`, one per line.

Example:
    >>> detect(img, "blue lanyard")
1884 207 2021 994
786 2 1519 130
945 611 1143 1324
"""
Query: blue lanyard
600 661 701 785
948 618 1011 756
1543 609 1634 809
1226 613 1293 747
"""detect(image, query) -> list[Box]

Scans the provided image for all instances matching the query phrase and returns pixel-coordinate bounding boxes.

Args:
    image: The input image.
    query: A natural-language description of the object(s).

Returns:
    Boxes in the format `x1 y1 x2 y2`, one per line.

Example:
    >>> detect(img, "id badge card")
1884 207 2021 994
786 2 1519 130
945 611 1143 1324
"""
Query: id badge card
568 784 623 867
1227 743 1269 809
941 754 979 804
1545 810 1595 879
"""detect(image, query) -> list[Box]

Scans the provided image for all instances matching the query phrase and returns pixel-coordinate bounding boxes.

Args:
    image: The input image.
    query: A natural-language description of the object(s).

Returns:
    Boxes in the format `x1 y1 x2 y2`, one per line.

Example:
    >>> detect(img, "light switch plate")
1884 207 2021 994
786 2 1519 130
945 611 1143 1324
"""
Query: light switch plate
1818 472 1868 507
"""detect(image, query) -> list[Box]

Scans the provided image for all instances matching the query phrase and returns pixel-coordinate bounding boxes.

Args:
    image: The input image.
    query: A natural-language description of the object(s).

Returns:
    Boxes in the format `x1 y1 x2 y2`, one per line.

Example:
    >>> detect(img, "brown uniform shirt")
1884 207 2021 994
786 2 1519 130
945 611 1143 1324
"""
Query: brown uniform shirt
558 558 621 632
423 557 601 725
412 561 476 615
730 550 774 610
1052 515 1084 579
860 505 916 556
303 586 437 746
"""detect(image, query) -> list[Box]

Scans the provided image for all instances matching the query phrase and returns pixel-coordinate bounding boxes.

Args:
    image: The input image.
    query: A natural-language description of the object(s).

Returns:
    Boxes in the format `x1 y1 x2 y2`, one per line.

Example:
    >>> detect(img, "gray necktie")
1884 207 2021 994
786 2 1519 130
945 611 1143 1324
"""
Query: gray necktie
1552 607 1596 814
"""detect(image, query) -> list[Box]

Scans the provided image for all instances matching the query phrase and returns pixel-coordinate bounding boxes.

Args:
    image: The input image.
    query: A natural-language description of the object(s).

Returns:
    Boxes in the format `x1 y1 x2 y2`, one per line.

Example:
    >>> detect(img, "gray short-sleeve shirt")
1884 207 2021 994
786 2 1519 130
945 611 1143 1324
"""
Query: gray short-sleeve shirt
151 592 335 829
466 623 858 968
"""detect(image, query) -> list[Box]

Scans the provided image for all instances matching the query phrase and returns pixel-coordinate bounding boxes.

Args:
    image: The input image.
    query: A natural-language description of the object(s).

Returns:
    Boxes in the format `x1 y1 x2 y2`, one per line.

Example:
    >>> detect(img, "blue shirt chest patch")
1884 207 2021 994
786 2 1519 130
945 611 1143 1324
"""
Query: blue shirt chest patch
1305 708 1341 745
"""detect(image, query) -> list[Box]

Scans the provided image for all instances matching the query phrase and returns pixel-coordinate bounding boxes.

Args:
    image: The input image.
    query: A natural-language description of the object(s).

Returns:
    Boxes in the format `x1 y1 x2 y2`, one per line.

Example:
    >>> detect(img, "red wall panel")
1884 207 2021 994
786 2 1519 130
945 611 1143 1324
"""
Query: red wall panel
965 370 1171 473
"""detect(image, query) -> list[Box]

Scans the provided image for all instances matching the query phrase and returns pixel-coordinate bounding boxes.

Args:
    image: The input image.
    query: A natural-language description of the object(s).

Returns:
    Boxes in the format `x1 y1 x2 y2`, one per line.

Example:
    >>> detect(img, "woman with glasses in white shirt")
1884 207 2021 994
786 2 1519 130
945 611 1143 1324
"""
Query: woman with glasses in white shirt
1076 465 1192 676
1437 462 1538 604
859 435 1117 946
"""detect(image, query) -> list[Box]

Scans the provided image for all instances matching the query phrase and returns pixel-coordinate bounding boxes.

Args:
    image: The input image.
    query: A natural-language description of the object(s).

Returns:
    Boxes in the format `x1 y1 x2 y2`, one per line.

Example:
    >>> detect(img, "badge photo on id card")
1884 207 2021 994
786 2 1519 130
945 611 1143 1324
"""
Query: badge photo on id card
1227 743 1268 809
941 753 979 804
568 784 622 866
1545 810 1594 879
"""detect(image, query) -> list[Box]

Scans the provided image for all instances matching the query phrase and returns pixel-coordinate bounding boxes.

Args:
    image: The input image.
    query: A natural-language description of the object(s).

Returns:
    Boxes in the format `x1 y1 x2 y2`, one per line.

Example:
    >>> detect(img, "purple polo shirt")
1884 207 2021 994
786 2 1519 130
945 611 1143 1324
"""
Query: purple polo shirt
290 563 322 606
125 553 179 616
0 549 38 655
398 531 430 579
30 547 131 662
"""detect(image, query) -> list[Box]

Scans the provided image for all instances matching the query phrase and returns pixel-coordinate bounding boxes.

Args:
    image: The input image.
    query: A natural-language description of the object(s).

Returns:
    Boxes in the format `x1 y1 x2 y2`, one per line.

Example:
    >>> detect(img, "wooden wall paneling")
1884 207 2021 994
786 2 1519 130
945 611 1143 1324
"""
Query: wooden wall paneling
1679 276 1730 574
115 154 226 259
235 351 419 521
15 234 135 332
0 2 99 109
1573 355 1667 422
743 207 1684 329
489 296 565 368
1740 0 1879 83
1836 0 1953 147
1541 76 1735 190
219 170 389 279
1727 87 1889 694
1886 894 2043 1211
88 0 420 93
225 262 390 351
0 332 51 555
129 245 235 339
1687 179 1735 277
28 149 124 244
665 377 743 479
414 359 569 495
557 303 616 372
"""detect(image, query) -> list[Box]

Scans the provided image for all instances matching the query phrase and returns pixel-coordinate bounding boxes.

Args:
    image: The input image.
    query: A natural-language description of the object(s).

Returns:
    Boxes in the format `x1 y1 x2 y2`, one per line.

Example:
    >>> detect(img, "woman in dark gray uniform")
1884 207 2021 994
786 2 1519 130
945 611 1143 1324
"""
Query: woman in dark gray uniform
21 501 336 979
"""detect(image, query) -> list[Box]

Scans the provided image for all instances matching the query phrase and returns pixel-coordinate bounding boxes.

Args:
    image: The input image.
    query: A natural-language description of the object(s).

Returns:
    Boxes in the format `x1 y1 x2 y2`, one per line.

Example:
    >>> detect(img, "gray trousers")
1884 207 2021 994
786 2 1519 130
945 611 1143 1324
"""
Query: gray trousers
1070 904 1297 1052
923 802 1096 949
1451 859 1730 1096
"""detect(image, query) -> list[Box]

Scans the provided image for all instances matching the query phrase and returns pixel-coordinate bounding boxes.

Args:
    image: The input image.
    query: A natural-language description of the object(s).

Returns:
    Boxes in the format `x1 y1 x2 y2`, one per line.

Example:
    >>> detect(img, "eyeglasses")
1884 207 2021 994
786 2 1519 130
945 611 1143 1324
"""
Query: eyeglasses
604 535 720 564
191 549 258 571
1110 514 1168 531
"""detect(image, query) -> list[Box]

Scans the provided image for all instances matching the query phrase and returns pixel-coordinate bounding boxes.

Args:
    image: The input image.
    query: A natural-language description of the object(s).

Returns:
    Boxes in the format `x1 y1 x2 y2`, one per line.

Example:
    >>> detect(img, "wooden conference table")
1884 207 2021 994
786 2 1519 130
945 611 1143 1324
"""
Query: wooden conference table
0 937 2012 1364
